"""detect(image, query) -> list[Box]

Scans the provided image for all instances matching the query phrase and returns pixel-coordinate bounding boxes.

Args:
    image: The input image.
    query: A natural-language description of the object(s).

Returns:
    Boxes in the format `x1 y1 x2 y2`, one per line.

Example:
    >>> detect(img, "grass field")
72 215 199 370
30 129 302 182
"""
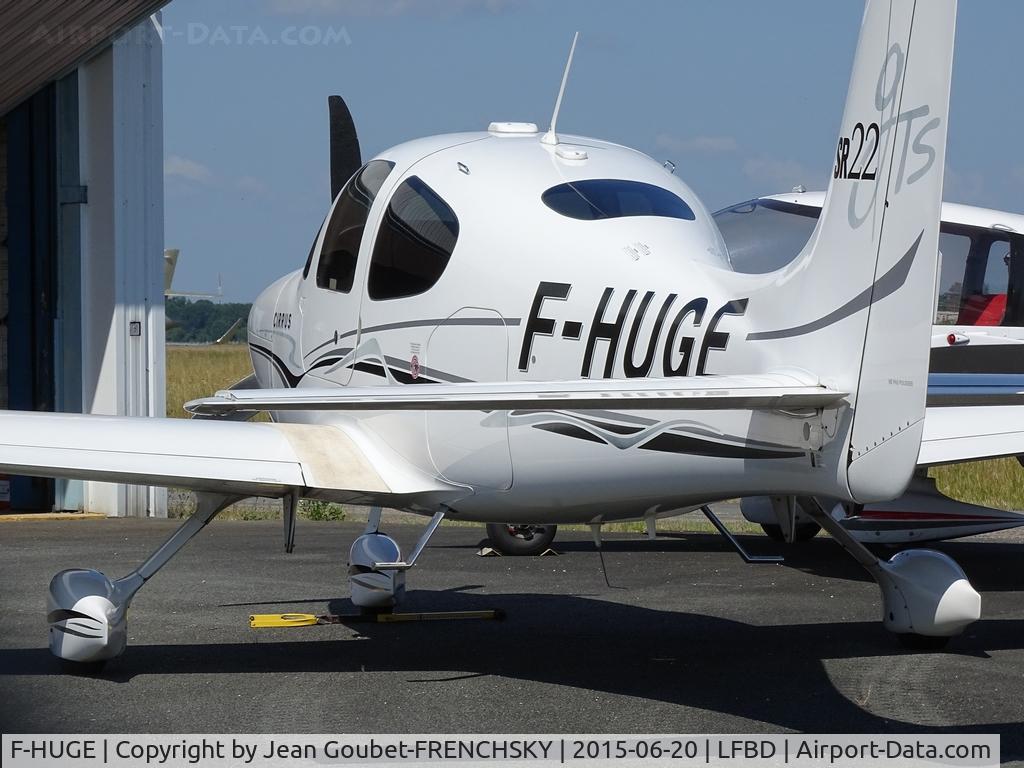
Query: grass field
166 345 255 418
166 345 1024 518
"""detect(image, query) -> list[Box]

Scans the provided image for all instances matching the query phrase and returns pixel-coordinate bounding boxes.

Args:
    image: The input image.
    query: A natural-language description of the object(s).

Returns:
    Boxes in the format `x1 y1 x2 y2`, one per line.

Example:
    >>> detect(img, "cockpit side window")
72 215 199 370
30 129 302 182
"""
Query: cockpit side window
542 179 695 221
315 159 395 293
368 176 459 300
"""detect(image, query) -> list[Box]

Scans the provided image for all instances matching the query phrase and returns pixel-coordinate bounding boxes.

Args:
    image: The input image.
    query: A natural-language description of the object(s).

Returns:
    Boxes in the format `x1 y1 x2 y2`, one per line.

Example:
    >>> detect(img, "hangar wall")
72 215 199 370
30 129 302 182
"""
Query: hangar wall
78 19 167 518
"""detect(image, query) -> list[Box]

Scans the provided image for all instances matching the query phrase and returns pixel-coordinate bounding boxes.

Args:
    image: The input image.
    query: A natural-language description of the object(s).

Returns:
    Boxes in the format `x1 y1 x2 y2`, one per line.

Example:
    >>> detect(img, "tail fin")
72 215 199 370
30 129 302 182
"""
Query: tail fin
746 0 956 502
844 0 956 501
163 248 180 294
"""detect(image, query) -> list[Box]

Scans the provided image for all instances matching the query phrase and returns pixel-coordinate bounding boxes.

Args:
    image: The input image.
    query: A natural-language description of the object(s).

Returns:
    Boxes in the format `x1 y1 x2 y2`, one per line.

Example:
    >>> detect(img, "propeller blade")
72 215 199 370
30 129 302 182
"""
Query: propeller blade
328 95 361 201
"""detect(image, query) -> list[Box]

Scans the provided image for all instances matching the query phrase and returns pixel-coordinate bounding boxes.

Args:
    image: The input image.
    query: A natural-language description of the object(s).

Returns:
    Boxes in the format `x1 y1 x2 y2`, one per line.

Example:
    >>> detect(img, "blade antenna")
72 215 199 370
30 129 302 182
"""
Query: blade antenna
541 31 579 146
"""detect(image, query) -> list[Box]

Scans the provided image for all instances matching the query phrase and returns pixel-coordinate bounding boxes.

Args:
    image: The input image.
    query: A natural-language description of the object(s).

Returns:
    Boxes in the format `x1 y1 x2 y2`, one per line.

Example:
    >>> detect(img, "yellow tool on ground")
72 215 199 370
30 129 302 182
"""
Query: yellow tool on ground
249 609 504 628
249 613 323 628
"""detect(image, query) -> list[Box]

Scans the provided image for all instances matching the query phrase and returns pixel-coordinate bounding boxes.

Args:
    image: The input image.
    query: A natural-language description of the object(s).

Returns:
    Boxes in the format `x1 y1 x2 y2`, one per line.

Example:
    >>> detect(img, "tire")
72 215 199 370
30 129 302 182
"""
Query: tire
485 523 557 556
897 633 951 651
760 522 821 543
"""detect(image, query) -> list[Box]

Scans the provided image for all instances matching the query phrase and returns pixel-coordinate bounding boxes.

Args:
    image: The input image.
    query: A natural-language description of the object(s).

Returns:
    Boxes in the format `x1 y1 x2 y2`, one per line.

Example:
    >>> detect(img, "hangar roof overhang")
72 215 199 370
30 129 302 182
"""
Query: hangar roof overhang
0 0 171 117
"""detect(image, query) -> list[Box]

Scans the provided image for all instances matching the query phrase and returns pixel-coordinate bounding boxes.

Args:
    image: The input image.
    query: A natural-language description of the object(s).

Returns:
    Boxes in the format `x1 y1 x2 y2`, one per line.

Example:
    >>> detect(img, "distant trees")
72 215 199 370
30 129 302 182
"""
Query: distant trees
166 297 251 343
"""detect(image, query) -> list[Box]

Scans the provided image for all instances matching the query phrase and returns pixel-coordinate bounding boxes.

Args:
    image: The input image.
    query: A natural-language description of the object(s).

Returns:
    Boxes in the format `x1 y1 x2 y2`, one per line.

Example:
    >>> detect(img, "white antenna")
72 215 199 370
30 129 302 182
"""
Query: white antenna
541 31 579 146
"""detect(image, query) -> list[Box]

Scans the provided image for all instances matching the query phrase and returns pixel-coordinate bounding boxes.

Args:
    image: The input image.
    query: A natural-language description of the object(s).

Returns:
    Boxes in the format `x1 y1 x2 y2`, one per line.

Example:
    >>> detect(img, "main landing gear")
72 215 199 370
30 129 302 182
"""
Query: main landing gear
760 521 821 543
47 495 457 669
798 497 981 647
48 492 243 667
484 523 557 557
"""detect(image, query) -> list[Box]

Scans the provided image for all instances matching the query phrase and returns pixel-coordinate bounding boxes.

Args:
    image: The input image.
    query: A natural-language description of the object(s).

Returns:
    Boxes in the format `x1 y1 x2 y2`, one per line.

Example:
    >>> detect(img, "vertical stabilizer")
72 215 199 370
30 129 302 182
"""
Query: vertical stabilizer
843 1 956 501
163 248 179 294
745 0 956 503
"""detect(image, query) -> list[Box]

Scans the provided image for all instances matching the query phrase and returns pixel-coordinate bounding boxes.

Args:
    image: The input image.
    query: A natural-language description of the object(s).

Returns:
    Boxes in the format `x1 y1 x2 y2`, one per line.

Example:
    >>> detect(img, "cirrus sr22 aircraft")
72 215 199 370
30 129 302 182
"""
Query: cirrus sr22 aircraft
2 0 1005 667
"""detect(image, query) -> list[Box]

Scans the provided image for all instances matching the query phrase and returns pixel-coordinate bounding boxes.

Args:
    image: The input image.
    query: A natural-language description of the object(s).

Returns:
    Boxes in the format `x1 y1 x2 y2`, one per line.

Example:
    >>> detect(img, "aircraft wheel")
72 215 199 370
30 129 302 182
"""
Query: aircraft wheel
760 522 821 543
485 523 557 556
897 633 951 651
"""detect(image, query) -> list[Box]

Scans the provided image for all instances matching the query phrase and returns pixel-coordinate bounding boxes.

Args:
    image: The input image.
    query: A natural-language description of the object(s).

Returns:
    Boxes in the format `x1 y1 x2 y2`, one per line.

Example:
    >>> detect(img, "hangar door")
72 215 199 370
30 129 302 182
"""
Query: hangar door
0 116 6 510
2 74 85 512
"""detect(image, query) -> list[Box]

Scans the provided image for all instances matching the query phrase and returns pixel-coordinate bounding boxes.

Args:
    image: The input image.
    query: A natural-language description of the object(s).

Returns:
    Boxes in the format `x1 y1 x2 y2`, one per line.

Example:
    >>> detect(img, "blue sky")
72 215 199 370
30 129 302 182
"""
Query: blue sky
162 0 1024 301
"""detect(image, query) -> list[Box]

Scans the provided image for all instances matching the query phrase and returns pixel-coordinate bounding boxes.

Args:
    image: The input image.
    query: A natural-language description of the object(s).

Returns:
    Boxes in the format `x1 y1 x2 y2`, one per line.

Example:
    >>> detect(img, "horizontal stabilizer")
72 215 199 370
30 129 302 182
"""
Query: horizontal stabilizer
185 373 847 416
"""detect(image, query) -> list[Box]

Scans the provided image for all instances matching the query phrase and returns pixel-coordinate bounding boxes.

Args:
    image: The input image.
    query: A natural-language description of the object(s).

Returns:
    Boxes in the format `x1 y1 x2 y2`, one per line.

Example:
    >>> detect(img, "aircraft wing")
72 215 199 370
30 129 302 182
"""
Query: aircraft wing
919 406 1024 466
185 373 847 416
919 375 1024 466
0 411 461 507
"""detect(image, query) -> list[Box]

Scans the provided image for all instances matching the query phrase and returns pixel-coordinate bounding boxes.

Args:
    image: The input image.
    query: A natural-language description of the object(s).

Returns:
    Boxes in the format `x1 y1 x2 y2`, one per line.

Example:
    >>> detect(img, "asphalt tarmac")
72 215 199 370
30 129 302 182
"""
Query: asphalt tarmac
1 518 1022 759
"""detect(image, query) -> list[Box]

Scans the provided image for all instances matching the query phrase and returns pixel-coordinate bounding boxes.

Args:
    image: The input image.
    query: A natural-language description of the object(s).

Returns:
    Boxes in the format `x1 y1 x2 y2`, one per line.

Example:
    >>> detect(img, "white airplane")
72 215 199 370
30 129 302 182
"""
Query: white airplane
164 248 223 300
164 248 227 335
1 0 1000 668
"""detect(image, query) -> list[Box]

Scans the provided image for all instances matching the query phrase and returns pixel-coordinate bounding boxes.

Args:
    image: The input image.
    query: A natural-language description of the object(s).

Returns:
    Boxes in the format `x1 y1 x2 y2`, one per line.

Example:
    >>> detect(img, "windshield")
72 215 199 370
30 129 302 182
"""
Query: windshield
314 159 395 293
713 198 819 273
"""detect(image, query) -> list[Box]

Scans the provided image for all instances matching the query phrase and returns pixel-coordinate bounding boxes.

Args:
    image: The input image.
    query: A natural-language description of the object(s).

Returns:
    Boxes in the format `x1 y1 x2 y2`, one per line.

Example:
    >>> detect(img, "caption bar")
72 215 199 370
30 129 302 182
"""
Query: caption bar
1 734 999 768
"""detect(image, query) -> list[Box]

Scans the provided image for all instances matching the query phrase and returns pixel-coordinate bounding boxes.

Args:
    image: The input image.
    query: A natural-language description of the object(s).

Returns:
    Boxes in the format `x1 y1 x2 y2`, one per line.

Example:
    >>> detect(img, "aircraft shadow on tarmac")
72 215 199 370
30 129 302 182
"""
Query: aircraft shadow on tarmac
459 533 1024 592
1 591 1021 754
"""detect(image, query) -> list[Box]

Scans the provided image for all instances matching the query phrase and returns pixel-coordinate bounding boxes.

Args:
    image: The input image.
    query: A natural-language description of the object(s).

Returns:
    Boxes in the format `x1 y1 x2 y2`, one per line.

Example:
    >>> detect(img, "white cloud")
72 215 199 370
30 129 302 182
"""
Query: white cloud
742 155 819 192
266 0 519 17
655 134 738 154
164 154 214 184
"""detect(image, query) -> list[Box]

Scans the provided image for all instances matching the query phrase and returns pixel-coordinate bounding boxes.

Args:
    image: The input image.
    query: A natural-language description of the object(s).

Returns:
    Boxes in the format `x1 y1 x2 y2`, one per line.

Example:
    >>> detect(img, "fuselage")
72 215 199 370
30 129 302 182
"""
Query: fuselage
243 128 863 523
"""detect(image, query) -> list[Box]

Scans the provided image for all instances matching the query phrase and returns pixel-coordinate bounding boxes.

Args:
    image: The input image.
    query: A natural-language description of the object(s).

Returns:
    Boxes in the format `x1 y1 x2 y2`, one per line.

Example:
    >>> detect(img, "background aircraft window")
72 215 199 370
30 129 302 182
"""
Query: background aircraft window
713 199 819 273
541 179 695 221
368 176 459 300
935 232 971 324
956 236 1013 326
315 159 394 293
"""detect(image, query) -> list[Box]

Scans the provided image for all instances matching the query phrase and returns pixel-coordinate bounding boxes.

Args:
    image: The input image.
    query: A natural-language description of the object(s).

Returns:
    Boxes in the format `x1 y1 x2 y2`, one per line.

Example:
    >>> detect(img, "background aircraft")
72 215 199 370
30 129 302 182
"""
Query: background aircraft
164 248 223 300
